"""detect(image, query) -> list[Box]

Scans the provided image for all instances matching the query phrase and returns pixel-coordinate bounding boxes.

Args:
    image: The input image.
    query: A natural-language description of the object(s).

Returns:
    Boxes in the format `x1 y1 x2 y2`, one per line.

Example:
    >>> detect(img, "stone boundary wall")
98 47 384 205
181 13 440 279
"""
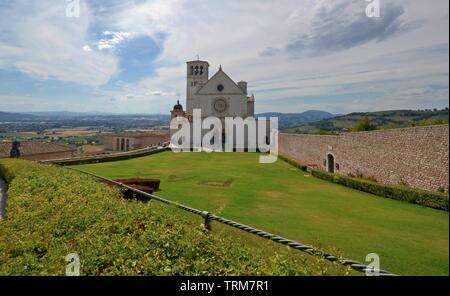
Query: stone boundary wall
0 151 75 161
45 146 170 166
279 125 449 192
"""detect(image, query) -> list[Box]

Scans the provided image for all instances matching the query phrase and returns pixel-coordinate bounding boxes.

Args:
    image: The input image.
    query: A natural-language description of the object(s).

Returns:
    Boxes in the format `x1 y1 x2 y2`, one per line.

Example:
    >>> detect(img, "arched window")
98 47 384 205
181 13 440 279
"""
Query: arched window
200 65 204 75
126 139 130 151
194 66 199 75
327 154 335 173
121 138 125 151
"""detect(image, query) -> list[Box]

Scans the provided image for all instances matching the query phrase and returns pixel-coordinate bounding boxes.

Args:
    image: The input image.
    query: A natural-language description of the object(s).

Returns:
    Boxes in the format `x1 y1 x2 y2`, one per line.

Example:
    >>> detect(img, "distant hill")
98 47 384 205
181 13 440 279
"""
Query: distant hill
22 111 110 118
0 111 38 121
0 111 171 123
283 109 449 134
2 110 334 127
257 110 337 129
0 111 107 121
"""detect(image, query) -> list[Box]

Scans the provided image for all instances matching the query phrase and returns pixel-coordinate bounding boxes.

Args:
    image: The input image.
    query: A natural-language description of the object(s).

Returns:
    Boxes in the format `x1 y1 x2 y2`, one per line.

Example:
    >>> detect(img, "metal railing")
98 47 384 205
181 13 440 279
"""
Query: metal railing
68 167 397 276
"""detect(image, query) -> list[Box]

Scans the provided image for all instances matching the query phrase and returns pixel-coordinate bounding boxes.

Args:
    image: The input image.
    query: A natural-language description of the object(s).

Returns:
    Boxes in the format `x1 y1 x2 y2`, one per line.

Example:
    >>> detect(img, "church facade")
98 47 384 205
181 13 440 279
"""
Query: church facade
170 60 264 150
171 60 255 121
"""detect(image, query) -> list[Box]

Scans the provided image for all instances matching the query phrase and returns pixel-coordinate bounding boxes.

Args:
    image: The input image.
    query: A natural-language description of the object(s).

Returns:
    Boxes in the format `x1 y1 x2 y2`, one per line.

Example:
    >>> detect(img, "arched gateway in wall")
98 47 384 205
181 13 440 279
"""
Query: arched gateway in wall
327 153 335 173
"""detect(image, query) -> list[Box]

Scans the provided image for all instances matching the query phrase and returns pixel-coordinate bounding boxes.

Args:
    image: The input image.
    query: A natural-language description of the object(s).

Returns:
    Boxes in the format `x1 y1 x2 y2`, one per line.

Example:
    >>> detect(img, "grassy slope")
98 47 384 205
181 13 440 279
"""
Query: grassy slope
73 152 449 275
284 109 449 134
0 158 348 276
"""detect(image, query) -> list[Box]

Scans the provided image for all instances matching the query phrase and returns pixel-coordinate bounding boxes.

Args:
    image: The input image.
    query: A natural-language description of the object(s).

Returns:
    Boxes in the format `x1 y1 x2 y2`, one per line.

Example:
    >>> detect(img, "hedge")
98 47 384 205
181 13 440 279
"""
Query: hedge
277 155 308 172
0 159 348 275
48 147 170 166
310 169 449 211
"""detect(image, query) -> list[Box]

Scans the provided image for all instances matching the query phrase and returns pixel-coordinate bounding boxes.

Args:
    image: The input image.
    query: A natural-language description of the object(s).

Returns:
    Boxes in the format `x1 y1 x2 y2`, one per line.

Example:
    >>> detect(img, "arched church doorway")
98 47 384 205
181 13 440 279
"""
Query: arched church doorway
327 153 335 173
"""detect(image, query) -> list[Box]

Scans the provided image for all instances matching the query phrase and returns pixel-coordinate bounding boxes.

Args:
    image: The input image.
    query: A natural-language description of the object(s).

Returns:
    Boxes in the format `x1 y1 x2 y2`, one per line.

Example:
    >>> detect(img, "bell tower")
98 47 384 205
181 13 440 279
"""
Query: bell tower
186 60 209 113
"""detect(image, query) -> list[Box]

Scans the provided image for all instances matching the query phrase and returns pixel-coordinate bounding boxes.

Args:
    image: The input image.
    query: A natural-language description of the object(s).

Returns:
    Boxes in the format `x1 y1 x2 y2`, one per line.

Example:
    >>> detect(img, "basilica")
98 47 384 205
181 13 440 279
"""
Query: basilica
171 60 255 121
169 59 271 151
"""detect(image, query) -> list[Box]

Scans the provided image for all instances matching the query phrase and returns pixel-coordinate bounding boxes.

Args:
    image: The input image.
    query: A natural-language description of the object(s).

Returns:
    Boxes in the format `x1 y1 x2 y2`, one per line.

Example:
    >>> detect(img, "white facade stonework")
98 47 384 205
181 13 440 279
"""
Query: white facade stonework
170 60 269 150
185 60 254 119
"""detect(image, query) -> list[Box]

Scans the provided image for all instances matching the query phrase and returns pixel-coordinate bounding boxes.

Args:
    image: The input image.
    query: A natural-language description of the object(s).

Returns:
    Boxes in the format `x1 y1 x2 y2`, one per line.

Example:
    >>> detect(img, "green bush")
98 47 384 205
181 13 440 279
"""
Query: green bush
278 155 308 172
51 147 170 166
0 159 348 275
311 169 449 211
351 117 377 132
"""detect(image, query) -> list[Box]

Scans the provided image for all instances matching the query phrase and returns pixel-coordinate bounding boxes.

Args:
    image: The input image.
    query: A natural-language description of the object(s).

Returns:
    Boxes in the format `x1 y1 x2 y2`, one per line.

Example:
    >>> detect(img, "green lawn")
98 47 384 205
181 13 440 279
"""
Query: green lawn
73 151 449 275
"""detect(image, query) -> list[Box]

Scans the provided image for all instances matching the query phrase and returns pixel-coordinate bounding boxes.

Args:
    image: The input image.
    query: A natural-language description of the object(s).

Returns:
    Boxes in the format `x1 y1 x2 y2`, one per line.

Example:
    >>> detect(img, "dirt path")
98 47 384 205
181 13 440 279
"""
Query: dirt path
0 178 6 219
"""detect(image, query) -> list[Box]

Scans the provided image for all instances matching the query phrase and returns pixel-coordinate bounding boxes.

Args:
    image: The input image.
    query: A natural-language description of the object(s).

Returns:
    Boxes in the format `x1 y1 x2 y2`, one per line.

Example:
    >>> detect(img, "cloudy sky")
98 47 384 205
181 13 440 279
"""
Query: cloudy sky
0 0 448 114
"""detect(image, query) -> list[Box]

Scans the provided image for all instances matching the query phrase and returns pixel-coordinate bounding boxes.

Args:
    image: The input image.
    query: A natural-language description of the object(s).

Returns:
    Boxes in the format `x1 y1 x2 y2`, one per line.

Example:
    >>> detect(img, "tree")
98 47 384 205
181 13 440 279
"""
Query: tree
352 117 377 132
433 118 448 125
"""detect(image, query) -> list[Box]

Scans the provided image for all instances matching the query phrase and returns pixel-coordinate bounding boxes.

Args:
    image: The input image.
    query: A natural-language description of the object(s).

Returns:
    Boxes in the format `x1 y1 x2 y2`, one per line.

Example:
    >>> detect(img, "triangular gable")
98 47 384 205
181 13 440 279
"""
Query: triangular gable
196 69 245 95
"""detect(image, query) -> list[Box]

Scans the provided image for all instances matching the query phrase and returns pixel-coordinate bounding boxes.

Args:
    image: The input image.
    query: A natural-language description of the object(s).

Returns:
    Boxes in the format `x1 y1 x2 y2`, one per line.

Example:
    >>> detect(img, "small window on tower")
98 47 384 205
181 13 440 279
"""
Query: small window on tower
194 66 199 75
200 66 204 75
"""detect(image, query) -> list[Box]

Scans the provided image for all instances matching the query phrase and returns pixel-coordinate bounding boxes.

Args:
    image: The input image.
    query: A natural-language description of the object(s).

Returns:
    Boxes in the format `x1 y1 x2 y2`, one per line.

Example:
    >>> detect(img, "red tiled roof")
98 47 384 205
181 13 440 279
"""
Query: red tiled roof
0 141 75 158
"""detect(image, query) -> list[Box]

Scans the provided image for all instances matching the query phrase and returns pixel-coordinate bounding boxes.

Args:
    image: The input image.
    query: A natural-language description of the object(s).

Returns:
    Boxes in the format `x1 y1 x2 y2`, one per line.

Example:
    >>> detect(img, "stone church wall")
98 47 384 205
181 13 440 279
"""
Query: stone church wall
278 125 449 192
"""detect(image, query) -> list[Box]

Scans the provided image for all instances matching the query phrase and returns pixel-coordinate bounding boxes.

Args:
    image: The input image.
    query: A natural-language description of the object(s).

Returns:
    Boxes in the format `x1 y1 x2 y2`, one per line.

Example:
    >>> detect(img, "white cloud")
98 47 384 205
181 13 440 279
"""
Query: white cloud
82 45 92 52
401 88 432 96
146 91 180 96
0 1 117 86
100 0 448 113
0 0 448 113
97 31 135 51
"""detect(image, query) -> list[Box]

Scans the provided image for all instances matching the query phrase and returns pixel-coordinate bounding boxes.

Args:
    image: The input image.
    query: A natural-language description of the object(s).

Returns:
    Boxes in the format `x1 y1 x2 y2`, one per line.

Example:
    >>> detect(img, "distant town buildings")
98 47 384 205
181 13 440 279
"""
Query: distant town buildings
103 131 170 152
